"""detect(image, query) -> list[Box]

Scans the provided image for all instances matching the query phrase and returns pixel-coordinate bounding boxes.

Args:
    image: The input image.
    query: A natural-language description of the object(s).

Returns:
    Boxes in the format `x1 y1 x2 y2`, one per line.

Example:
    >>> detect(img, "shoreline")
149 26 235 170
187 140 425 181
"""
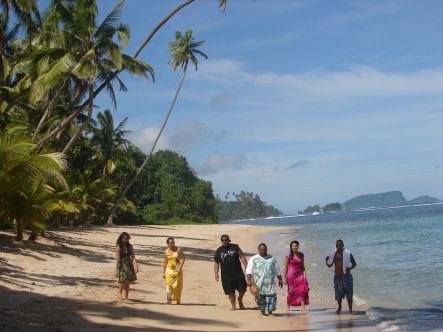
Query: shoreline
0 224 378 331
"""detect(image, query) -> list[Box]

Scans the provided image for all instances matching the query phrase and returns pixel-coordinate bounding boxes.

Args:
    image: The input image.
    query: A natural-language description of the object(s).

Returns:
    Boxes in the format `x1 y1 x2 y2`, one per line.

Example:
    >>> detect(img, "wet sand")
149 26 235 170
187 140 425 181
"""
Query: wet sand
0 224 378 331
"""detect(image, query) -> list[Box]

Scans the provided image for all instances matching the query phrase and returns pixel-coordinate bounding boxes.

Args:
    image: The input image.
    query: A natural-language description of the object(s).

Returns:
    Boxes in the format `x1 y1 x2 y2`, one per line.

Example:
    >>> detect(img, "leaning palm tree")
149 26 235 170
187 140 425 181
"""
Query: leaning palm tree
32 0 153 149
107 30 207 224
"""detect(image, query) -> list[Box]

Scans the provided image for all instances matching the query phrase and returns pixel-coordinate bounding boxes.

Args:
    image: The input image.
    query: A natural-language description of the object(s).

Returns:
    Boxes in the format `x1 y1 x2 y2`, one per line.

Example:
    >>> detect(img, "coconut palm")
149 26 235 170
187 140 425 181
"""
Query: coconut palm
107 29 207 224
90 109 130 176
51 0 227 146
0 128 67 240
30 0 153 149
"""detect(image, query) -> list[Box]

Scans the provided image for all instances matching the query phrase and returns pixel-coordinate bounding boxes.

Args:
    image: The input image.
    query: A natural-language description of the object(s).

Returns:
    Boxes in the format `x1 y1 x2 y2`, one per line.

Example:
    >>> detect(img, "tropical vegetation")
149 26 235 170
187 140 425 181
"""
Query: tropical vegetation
0 0 232 240
216 191 283 221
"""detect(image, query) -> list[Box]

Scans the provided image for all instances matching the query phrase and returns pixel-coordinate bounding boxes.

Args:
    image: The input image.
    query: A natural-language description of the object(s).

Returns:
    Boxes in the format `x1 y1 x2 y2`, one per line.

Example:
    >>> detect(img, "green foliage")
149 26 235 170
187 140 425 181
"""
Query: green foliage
129 150 218 224
216 191 283 221
0 127 68 239
303 204 321 215
0 0 224 236
322 202 342 212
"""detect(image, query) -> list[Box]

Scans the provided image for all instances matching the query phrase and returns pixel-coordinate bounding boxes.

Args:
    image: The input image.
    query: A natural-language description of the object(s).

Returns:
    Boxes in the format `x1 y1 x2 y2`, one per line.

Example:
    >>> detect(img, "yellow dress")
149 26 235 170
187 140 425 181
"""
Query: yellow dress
164 248 183 302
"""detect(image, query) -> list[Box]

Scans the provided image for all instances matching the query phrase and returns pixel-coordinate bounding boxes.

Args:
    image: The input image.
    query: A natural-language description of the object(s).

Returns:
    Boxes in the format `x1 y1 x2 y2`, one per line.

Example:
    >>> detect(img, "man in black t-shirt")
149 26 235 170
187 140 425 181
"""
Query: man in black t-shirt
214 234 248 310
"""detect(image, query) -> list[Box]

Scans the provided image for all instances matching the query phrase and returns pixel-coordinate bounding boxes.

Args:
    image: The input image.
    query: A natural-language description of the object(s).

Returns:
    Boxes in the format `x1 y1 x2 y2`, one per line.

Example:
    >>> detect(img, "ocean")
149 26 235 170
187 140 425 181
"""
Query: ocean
227 203 443 332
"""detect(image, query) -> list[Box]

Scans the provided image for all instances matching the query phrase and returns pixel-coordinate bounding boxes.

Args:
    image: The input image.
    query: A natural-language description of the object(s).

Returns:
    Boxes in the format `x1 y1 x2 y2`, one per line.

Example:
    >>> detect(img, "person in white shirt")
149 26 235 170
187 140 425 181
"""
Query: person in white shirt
246 243 283 316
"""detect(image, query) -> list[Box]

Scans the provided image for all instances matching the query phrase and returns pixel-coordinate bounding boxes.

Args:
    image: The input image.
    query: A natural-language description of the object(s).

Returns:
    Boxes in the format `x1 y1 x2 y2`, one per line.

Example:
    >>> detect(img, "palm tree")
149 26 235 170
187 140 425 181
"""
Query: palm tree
31 0 153 149
107 29 207 224
0 128 67 240
44 0 228 149
90 109 130 176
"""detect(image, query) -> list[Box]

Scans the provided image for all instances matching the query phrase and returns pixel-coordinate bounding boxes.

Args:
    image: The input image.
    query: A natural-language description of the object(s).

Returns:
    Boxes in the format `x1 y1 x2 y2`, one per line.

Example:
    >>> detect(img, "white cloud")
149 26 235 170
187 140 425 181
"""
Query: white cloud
170 122 226 151
209 92 235 108
129 122 226 153
196 59 443 100
129 126 171 153
197 153 246 175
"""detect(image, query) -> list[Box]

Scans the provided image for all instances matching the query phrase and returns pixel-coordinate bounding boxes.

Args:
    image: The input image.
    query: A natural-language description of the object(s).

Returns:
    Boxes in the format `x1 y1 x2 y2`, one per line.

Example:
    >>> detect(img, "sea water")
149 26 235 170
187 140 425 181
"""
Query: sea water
229 203 443 332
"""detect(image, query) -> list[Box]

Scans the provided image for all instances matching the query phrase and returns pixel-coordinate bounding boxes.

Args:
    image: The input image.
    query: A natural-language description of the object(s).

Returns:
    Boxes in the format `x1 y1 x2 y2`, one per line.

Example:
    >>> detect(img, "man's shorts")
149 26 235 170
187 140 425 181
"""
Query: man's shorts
334 273 353 301
221 277 247 295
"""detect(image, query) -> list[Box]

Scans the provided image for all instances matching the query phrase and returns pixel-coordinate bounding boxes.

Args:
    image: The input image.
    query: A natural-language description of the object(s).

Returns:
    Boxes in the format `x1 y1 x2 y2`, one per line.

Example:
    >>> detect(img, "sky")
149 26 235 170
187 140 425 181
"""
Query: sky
90 0 443 213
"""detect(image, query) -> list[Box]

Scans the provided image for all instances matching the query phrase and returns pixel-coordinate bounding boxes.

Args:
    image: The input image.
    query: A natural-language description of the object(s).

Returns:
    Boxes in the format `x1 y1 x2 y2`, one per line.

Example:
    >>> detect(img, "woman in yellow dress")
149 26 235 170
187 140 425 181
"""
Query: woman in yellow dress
163 237 186 304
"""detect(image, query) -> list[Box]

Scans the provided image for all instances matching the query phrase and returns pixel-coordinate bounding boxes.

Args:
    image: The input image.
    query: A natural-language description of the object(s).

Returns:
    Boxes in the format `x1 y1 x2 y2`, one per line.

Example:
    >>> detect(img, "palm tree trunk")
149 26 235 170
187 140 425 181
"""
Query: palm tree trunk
15 218 24 241
62 83 94 153
107 69 187 224
36 0 195 150
133 0 194 58
32 75 71 141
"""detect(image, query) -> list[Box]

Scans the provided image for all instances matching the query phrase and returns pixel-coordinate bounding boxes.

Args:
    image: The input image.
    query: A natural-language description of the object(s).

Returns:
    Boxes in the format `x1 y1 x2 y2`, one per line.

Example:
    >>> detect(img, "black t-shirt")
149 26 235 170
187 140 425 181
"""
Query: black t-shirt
214 243 245 281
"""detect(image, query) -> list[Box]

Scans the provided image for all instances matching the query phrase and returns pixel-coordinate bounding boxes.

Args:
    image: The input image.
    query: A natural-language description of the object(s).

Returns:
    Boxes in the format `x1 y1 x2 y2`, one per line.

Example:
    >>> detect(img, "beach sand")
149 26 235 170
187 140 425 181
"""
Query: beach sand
0 224 378 331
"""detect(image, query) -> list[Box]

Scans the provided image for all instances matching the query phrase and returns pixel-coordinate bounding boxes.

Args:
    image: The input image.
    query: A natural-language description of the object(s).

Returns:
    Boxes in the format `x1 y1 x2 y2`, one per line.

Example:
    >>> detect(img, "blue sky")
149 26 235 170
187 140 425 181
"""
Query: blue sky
91 0 443 213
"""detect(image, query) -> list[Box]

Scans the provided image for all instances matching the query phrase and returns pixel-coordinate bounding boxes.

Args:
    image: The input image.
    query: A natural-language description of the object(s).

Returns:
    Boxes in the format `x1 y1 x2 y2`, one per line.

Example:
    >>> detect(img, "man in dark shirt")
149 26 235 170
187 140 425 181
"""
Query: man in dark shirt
214 234 248 310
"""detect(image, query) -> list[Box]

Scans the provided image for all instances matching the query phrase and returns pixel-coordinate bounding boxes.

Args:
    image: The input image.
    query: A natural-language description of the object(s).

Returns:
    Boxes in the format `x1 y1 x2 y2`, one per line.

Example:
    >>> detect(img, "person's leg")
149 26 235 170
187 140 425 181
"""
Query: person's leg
347 297 353 314
336 299 342 314
301 300 306 313
236 278 247 309
123 281 130 299
126 282 131 299
334 276 343 314
346 274 353 314
228 293 236 310
118 282 124 300
238 291 245 309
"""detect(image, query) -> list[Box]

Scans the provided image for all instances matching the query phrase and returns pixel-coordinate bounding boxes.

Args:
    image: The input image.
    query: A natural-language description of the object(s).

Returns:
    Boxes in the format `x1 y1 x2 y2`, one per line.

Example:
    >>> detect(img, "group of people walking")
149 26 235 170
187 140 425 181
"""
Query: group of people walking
114 232 357 316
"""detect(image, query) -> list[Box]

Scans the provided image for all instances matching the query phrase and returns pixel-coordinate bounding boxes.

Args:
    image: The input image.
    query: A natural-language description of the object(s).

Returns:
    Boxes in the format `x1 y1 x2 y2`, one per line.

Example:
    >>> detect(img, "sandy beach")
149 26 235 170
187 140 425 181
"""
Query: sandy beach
0 224 378 331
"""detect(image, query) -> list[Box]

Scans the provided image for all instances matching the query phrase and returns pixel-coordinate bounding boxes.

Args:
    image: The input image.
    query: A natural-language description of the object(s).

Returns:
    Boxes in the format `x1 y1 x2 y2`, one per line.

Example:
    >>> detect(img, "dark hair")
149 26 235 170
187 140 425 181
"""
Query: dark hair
336 239 344 245
166 237 175 244
116 232 131 251
288 240 300 258
258 243 267 249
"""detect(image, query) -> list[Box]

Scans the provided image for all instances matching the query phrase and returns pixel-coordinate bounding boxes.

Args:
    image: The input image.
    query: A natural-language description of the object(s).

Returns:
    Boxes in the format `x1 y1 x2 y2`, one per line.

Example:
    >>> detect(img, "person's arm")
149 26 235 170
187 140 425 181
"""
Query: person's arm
325 254 334 267
130 245 139 273
245 257 254 286
275 260 283 288
283 257 288 285
162 250 168 279
238 248 248 271
177 248 186 273
246 273 253 286
301 253 307 279
214 262 220 281
115 247 120 278
346 254 357 273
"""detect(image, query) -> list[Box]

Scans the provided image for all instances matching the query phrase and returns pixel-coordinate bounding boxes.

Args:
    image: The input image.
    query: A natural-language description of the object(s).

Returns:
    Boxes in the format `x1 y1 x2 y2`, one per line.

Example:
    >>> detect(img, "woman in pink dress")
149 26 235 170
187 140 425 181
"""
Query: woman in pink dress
283 240 309 312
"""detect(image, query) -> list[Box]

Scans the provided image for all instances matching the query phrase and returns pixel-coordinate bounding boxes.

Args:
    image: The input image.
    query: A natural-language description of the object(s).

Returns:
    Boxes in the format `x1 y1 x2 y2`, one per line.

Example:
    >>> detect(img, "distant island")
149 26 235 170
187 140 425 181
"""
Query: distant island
342 191 441 209
216 191 283 221
297 191 441 215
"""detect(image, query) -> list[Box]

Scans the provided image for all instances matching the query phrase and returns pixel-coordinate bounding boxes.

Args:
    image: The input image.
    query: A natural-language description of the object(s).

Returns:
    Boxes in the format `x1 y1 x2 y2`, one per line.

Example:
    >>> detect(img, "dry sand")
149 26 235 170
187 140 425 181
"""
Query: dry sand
0 224 378 331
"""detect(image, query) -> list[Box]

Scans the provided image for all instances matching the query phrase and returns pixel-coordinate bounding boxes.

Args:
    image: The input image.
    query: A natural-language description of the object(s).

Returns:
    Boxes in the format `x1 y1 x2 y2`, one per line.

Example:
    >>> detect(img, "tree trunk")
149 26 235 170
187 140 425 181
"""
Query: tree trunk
28 230 37 241
36 0 195 149
62 83 94 153
107 69 187 224
32 75 71 141
15 219 24 241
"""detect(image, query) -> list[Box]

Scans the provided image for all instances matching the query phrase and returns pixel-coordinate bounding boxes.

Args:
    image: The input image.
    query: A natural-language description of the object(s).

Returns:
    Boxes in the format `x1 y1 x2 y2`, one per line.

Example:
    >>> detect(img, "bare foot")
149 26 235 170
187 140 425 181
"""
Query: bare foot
238 297 245 310
336 306 342 314
176 301 181 305
166 300 172 305
349 310 353 314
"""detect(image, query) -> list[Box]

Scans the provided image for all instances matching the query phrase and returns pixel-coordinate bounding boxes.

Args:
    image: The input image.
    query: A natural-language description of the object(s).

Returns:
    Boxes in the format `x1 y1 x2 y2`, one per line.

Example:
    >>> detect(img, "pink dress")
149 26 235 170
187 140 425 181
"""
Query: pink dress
286 253 309 306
